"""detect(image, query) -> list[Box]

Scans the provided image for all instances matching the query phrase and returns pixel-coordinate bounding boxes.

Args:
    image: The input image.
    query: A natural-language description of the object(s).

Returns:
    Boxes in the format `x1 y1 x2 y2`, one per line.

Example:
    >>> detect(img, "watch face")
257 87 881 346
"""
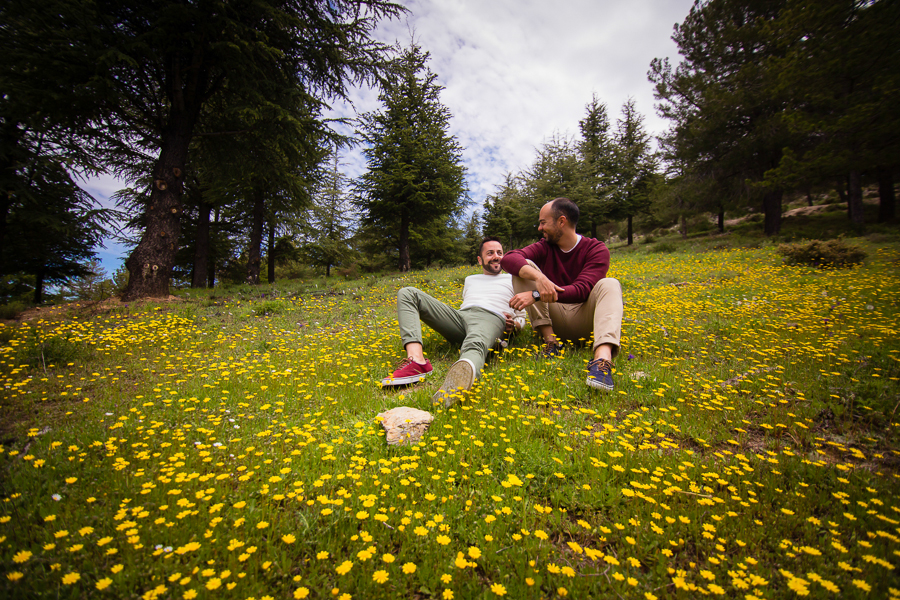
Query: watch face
532 290 541 300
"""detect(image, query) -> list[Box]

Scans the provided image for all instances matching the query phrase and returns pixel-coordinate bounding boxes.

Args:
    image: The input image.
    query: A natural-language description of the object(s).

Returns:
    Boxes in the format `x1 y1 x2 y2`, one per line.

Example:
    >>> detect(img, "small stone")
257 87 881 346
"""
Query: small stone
376 407 434 446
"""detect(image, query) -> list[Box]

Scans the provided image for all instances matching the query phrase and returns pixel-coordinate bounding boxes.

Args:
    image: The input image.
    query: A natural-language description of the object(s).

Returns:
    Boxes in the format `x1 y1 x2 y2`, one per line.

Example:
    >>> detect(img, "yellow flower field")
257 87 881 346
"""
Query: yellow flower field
1 242 899 599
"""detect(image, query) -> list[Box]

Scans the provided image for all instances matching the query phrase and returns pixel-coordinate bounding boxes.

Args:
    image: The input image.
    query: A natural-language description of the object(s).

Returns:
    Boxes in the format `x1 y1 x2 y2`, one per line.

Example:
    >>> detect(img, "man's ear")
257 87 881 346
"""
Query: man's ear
476 255 484 265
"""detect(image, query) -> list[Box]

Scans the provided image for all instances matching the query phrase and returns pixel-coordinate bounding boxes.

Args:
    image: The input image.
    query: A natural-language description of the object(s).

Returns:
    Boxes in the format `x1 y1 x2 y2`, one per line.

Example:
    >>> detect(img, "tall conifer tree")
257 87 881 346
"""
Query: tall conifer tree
355 43 467 272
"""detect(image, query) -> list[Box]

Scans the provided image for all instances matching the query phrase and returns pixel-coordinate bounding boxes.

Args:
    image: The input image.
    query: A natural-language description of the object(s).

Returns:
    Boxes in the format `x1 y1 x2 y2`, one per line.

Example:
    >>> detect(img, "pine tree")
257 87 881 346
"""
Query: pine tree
649 0 791 236
3 159 110 304
608 99 657 245
577 94 617 238
304 150 356 277
4 0 403 299
355 43 467 272
763 0 900 225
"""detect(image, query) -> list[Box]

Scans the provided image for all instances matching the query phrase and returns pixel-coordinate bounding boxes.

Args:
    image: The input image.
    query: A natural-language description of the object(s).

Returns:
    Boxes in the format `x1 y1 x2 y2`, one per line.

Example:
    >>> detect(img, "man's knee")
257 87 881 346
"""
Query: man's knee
593 278 623 301
398 286 418 302
511 260 543 293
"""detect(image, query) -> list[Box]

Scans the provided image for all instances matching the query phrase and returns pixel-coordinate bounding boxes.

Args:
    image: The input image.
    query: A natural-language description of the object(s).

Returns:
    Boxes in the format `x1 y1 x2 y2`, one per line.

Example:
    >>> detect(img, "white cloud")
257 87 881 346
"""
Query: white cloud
329 0 694 209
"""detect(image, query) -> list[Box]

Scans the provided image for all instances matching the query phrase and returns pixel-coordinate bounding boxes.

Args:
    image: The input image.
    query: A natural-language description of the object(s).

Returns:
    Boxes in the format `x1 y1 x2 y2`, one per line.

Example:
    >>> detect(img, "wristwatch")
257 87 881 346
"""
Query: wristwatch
531 290 541 301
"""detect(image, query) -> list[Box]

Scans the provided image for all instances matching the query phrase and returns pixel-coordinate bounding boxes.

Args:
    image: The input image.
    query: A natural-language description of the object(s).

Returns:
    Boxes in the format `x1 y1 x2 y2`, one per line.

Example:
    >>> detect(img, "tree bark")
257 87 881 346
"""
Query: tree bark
0 122 24 263
208 207 219 288
680 213 687 238
627 215 633 246
763 189 782 236
191 200 211 288
33 268 44 305
247 189 265 284
848 170 864 226
878 165 895 223
122 116 192 300
267 217 275 284
836 179 848 208
717 205 724 233
398 212 411 272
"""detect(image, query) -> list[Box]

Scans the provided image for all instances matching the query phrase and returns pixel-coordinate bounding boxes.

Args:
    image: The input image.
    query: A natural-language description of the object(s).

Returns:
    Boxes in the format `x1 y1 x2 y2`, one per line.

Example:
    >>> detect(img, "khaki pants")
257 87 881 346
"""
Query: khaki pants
512 260 623 357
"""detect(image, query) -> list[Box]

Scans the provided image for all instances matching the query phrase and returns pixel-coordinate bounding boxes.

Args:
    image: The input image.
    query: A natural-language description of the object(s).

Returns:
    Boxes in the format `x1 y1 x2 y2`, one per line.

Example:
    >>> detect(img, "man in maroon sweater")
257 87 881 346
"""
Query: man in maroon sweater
501 197 623 391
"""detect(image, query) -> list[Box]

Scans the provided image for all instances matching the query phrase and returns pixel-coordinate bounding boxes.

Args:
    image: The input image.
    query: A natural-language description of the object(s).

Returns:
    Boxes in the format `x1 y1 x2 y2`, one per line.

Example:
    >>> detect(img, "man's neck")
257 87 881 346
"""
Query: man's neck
555 230 579 253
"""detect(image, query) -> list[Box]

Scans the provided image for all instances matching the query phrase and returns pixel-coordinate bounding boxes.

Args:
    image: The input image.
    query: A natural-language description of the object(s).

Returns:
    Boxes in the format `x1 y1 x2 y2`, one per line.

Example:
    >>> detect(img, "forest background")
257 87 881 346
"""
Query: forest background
0 0 898 310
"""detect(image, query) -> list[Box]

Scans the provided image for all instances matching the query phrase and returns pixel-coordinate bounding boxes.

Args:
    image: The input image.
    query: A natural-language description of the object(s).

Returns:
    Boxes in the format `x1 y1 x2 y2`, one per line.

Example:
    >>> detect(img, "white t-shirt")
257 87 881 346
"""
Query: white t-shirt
459 273 526 328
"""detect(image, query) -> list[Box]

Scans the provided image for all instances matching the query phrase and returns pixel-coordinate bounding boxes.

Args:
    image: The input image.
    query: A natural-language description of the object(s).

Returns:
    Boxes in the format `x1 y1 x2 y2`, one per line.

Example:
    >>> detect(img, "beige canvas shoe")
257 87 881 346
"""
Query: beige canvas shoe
432 359 475 408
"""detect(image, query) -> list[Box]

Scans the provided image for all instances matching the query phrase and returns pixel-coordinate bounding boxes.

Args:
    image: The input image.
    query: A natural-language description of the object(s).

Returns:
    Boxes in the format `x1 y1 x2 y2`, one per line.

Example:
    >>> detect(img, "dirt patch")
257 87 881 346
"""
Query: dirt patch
11 296 179 324
782 205 831 218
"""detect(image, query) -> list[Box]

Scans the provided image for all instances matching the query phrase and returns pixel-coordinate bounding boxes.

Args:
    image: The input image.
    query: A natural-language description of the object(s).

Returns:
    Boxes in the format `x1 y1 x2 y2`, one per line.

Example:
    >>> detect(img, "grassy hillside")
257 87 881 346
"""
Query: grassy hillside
1 234 899 599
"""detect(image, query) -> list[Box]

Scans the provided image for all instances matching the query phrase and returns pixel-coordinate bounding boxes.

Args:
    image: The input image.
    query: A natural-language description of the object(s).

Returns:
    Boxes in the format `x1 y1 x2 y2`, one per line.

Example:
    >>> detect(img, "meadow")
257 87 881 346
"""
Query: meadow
1 236 899 599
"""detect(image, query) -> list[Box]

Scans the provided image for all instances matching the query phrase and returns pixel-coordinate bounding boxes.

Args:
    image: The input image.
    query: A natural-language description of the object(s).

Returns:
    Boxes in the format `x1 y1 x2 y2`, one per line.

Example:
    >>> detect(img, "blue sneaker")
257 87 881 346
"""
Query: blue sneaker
586 358 614 391
539 340 564 359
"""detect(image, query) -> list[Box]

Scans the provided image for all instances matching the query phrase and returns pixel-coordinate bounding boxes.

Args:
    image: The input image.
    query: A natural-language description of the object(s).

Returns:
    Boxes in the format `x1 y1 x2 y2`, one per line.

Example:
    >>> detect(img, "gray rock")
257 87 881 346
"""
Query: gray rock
377 406 434 446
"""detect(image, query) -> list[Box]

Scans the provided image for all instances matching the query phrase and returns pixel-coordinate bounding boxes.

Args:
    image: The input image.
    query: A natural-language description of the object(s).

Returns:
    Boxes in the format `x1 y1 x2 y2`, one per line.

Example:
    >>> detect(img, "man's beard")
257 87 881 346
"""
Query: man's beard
484 260 502 274
543 228 562 245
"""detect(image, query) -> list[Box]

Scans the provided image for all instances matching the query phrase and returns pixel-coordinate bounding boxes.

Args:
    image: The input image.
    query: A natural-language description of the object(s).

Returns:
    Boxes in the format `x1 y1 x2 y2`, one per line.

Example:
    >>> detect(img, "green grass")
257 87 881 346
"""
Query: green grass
1 240 899 599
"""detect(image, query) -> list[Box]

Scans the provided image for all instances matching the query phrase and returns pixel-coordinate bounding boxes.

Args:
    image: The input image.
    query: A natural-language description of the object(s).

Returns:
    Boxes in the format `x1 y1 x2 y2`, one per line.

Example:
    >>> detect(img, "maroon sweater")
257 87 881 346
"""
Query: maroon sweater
501 236 610 304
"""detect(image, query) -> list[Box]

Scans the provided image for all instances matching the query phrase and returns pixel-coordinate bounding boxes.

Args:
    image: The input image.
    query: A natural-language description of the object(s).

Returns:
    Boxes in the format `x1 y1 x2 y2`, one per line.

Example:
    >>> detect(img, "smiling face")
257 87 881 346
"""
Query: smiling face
477 241 504 275
538 202 563 245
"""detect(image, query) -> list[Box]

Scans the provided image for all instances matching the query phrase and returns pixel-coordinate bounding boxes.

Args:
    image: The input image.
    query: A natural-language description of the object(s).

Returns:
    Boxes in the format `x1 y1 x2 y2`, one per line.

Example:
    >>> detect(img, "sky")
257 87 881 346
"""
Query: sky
86 0 696 275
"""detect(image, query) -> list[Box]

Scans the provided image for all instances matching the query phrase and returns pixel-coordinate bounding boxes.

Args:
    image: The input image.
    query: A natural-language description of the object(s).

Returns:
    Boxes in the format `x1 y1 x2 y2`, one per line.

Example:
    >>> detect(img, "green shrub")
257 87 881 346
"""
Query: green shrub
0 301 29 320
777 239 867 267
649 241 677 254
252 300 285 316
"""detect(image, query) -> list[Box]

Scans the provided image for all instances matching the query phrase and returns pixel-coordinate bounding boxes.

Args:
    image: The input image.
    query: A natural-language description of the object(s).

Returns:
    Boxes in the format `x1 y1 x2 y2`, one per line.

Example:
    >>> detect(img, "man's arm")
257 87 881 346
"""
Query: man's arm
554 241 610 303
508 263 566 310
502 242 564 307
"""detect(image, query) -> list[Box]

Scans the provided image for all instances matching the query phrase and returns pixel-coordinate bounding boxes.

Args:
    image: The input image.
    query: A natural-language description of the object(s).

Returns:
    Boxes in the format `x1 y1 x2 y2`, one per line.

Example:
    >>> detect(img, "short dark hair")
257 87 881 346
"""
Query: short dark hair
551 197 579 228
478 236 502 259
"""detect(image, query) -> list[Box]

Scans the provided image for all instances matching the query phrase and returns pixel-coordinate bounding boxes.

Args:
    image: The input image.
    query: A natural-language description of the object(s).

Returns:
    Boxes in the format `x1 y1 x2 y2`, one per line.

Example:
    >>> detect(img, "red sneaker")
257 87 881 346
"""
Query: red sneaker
381 358 433 387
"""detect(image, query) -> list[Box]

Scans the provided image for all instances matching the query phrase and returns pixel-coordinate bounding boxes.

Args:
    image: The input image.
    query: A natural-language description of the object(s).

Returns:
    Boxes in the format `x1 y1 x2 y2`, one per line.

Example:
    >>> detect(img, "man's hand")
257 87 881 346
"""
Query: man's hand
535 276 565 303
503 312 521 333
509 291 535 311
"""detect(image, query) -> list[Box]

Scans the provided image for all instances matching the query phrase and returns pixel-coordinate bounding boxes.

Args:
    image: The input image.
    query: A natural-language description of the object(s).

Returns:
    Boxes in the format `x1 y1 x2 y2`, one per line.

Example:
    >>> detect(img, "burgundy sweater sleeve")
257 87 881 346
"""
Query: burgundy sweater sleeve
556 240 610 303
500 240 548 276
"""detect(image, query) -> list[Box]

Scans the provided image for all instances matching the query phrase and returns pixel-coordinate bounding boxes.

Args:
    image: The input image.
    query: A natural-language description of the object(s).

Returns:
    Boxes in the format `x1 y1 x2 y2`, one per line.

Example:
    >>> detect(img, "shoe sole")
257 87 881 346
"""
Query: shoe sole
380 371 432 387
586 376 614 391
432 361 475 408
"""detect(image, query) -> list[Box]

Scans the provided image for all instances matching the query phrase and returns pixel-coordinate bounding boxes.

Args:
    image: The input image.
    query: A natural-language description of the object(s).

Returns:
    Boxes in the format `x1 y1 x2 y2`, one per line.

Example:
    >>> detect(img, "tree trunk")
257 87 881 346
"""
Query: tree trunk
717 205 724 233
590 222 598 239
626 215 633 246
763 189 782 236
208 207 219 288
836 179 848 209
191 200 211 288
267 218 275 284
806 189 814 207
247 189 264 284
33 269 44 305
878 165 895 223
398 213 411 272
680 213 687 238
0 122 24 263
122 117 193 300
848 170 864 226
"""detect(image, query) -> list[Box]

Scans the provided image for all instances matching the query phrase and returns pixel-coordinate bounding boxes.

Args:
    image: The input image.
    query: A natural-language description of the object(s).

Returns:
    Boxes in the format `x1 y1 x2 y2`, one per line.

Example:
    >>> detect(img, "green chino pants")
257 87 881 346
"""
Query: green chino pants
397 287 506 378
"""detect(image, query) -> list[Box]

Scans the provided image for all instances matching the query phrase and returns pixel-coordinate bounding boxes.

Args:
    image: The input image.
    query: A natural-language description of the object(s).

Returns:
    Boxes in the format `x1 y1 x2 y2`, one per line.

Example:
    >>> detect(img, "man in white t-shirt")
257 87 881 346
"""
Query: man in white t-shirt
381 238 525 407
